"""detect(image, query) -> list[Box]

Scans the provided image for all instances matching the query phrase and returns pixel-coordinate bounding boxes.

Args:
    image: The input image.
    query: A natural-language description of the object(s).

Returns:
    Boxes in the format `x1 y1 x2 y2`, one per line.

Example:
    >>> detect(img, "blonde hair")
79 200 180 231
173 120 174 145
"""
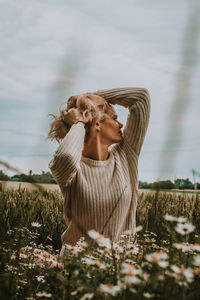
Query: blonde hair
47 93 114 143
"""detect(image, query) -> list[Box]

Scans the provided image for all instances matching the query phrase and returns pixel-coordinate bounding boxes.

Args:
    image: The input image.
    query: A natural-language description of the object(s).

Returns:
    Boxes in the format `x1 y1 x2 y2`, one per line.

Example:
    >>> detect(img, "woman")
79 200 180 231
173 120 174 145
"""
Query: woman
48 87 150 255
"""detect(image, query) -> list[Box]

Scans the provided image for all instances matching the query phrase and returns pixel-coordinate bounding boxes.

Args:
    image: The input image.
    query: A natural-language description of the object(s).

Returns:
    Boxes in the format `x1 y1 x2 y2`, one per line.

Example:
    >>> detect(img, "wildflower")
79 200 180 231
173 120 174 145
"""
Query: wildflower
171 265 194 282
157 274 165 281
191 243 200 252
31 222 42 228
113 243 124 253
76 237 88 248
143 292 155 298
82 257 105 269
173 242 191 252
145 238 156 243
164 214 187 223
11 253 16 260
99 283 121 296
130 287 137 293
175 223 195 235
120 263 142 285
71 245 84 255
142 271 150 281
33 249 64 269
36 291 52 297
19 279 28 285
19 253 28 259
88 230 111 249
71 287 84 295
123 274 141 285
80 293 94 300
28 263 36 269
36 275 45 283
145 251 168 268
121 263 142 276
125 242 139 255
83 257 96 265
193 255 200 266
88 230 103 240
136 225 143 232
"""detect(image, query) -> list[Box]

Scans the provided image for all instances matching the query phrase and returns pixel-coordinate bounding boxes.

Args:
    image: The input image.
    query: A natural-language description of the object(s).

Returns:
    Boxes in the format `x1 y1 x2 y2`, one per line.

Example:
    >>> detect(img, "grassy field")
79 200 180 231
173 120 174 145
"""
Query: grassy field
0 181 60 191
0 186 200 299
1 180 199 195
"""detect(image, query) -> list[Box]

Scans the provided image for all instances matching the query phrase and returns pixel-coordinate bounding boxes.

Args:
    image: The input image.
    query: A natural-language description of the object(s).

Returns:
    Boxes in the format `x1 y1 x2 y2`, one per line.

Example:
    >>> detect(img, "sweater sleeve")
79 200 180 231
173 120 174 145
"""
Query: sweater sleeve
94 87 151 156
48 122 86 193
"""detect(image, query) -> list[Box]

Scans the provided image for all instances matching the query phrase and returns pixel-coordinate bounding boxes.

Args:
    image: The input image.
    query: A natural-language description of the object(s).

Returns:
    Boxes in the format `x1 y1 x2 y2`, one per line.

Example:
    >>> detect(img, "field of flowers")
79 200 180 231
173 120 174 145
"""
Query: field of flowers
0 187 200 299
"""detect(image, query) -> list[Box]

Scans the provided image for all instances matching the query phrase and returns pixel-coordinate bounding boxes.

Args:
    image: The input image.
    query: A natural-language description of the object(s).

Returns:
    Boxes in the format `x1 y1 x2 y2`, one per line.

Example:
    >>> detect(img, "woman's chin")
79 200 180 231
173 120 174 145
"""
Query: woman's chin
116 135 123 143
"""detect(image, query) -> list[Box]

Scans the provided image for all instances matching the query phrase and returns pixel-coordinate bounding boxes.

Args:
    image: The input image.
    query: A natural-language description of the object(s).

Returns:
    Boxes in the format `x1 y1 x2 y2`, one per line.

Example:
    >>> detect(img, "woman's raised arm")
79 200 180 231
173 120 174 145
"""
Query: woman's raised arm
94 87 151 156
48 122 85 193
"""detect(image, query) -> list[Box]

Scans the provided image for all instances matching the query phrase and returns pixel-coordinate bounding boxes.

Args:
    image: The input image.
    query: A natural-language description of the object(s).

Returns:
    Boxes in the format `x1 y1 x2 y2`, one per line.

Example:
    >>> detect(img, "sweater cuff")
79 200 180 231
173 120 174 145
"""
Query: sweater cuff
54 122 85 157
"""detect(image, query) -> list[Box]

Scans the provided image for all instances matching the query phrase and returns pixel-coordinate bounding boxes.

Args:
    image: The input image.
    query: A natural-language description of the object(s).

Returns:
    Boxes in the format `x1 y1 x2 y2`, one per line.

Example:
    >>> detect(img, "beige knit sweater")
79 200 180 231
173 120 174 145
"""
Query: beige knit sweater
48 87 150 249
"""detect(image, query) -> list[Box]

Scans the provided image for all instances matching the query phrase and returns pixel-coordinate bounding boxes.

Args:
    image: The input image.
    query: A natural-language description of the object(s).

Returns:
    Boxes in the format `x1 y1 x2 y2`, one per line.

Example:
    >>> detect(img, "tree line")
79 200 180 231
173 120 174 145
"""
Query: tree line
0 169 199 189
0 170 56 184
139 178 200 190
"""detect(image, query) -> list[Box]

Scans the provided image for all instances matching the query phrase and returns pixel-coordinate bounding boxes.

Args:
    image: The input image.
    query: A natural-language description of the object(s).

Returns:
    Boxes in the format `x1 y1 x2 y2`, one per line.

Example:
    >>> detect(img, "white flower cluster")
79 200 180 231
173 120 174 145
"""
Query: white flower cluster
145 251 169 268
164 214 195 235
88 230 111 249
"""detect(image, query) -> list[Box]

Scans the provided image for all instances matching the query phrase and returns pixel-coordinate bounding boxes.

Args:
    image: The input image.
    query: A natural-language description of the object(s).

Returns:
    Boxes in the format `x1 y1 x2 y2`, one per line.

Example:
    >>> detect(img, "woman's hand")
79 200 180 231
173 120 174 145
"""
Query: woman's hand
61 108 93 126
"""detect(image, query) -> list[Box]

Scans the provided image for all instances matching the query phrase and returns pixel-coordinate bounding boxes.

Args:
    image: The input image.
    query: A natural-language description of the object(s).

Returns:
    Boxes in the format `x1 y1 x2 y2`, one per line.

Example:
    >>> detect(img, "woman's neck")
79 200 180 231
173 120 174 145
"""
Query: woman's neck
82 138 109 161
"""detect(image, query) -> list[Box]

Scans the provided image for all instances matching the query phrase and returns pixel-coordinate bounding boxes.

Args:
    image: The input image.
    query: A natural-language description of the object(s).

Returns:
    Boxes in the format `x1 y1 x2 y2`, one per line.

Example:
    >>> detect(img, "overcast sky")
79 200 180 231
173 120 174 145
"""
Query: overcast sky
1 0 200 182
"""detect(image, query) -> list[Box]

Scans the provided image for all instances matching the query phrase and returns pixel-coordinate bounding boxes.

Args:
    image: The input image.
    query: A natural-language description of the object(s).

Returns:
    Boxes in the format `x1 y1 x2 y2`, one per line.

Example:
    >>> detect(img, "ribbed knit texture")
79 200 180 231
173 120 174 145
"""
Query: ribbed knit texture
48 87 150 252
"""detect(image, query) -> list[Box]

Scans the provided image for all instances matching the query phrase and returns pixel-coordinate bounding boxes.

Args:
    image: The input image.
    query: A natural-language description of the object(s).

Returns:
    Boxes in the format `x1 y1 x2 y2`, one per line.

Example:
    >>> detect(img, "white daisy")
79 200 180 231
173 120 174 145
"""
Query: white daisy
87 230 111 249
170 265 194 282
175 223 195 235
191 243 200 252
36 275 45 283
36 291 52 298
173 242 191 252
80 293 94 300
164 214 187 223
31 222 42 228
193 255 200 266
143 292 155 298
145 251 168 268
99 284 121 296
136 225 143 232
120 263 142 276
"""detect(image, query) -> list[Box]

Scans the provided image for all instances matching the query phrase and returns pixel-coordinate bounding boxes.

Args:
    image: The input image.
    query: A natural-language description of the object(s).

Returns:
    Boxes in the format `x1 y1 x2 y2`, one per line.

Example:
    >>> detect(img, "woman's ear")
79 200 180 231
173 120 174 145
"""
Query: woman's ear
95 120 101 132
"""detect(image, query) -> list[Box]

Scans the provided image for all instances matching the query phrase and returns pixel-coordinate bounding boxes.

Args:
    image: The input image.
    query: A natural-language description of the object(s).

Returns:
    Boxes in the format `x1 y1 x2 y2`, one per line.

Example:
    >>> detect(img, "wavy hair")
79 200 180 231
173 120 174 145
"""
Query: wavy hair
47 93 114 143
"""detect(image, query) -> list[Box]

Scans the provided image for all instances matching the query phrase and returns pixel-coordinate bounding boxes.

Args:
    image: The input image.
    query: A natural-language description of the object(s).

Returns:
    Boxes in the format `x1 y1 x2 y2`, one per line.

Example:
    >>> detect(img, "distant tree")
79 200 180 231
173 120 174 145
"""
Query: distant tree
0 170 10 181
10 174 22 182
139 181 153 189
152 180 175 190
174 178 193 189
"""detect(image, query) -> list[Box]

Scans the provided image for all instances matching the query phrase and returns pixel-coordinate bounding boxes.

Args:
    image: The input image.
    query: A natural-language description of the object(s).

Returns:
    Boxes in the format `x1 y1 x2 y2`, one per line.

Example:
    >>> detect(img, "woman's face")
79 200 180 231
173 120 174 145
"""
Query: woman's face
85 93 123 144
100 108 124 145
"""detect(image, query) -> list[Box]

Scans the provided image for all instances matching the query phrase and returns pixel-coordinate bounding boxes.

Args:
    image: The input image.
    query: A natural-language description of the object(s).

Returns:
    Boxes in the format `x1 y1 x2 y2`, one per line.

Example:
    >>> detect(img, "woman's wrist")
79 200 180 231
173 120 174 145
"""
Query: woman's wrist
76 121 86 127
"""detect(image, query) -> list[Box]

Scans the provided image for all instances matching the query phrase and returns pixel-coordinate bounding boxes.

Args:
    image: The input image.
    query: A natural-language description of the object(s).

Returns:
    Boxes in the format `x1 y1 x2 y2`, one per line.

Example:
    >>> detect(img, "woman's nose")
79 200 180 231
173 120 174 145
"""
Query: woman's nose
118 122 123 128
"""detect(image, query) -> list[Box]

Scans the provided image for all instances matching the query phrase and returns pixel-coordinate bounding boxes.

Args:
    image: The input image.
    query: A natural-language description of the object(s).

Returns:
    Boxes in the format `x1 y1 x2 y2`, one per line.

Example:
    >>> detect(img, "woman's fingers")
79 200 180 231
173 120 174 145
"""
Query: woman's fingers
61 107 91 125
62 95 105 126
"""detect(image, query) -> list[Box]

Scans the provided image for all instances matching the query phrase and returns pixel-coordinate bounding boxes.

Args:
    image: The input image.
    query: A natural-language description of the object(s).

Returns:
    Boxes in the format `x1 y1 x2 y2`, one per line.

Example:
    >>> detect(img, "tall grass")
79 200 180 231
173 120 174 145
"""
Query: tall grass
1 188 200 299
